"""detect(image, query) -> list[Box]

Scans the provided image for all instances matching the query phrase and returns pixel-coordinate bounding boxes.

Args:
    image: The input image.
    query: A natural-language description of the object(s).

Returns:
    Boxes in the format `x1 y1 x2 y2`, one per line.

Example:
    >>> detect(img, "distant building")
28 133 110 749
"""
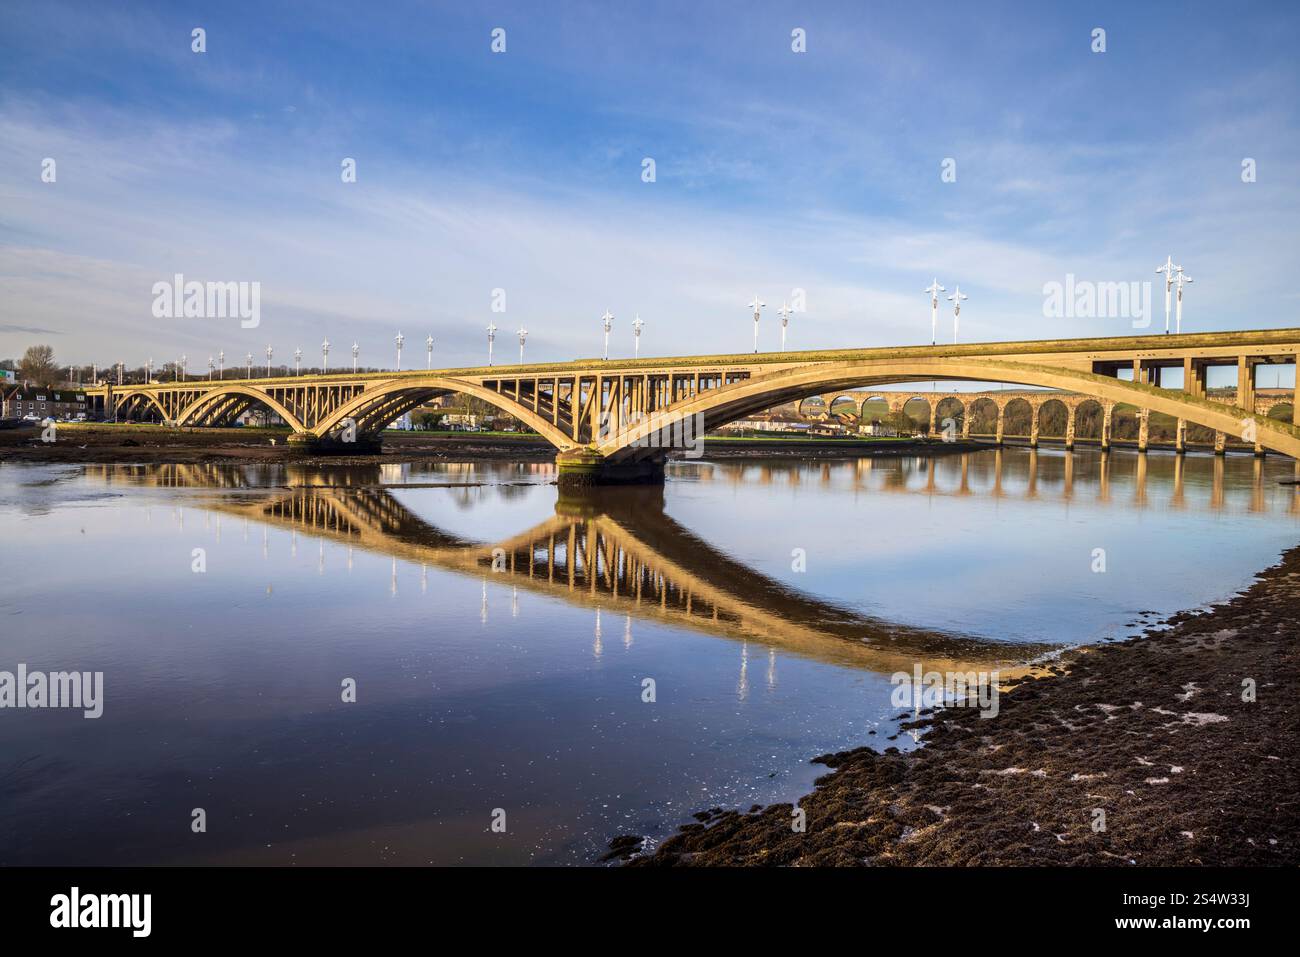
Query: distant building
717 412 810 433
2 386 88 420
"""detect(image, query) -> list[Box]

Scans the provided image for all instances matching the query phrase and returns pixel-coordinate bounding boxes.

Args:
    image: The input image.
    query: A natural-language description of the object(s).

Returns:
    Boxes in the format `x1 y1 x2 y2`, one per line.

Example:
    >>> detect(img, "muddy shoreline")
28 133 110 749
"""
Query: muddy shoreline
615 546 1300 866
0 424 978 466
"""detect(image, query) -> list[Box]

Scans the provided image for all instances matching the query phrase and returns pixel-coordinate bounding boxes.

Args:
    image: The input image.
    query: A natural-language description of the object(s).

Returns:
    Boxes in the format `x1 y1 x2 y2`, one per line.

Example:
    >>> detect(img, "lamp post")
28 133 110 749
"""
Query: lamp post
517 327 528 364
180 355 187 381
947 286 969 344
426 335 434 370
777 302 792 351
487 323 497 366
1174 267 1193 335
632 314 644 358
245 353 252 378
395 331 404 371
294 347 302 376
146 357 153 383
601 310 613 360
748 295 765 353
266 344 273 377
208 356 215 380
1156 255 1178 335
351 342 358 373
217 351 223 380
321 338 330 374
924 278 946 346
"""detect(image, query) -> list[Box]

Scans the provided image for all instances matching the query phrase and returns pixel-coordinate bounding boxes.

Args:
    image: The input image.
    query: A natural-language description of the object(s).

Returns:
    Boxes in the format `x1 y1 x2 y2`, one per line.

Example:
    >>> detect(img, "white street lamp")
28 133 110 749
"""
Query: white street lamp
146 357 153 383
217 351 223 380
924 278 946 346
748 295 765 353
351 342 358 373
266 344 273 377
601 310 613 360
632 314 644 358
1174 266 1193 335
1156 255 1179 335
426 335 434 370
395 331 404 371
294 347 302 376
947 286 969 344
208 356 215 380
777 302 792 351
517 327 528 364
180 355 187 381
244 353 252 378
321 338 330 374
487 323 497 366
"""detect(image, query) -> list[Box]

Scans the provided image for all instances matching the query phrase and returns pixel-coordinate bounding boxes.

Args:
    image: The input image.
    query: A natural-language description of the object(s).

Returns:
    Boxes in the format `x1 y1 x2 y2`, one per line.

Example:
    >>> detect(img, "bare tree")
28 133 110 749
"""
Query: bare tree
19 345 59 387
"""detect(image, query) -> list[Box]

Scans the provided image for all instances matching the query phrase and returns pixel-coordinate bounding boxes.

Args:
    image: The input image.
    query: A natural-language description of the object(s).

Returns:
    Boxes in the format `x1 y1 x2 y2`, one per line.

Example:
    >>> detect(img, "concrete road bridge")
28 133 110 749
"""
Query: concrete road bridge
84 327 1300 484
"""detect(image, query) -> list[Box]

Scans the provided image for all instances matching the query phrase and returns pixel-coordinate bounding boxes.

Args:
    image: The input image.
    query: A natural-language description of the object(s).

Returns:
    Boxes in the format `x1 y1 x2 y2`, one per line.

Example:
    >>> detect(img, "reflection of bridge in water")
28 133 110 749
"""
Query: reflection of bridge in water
85 462 1065 678
689 448 1300 515
81 448 1297 676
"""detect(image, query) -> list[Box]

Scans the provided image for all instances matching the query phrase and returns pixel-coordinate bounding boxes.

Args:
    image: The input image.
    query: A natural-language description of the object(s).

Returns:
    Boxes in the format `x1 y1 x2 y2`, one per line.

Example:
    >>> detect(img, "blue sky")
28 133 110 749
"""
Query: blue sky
1 0 1298 370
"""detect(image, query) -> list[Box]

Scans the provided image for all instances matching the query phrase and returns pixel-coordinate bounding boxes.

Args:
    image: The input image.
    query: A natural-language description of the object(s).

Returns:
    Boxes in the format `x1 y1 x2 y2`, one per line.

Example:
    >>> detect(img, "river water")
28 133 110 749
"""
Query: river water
1 448 1297 864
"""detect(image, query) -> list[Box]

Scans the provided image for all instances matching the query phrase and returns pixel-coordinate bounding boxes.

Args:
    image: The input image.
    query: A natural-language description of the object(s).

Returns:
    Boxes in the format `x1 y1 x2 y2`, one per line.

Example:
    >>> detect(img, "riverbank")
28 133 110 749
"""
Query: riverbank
0 423 978 465
614 543 1300 866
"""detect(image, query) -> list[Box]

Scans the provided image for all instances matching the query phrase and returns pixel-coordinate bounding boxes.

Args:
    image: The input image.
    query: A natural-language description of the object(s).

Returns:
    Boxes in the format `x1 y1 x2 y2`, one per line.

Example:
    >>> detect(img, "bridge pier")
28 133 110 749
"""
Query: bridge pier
287 432 384 455
555 449 665 488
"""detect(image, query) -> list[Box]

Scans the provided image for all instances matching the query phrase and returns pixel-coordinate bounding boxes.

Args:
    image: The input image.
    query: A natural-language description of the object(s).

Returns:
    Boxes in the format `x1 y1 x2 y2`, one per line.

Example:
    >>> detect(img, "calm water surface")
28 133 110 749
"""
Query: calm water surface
1 448 1297 864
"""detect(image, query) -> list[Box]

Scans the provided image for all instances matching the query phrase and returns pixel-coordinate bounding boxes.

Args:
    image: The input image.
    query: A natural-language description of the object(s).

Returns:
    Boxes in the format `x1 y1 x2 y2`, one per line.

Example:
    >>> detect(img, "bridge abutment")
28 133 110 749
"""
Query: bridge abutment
556 449 666 488
287 432 384 455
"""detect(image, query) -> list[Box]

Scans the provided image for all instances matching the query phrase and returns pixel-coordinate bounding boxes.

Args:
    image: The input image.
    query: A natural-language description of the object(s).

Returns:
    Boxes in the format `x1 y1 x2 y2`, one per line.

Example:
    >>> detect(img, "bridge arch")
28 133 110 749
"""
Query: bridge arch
172 385 308 432
597 358 1300 460
113 389 170 423
314 376 574 448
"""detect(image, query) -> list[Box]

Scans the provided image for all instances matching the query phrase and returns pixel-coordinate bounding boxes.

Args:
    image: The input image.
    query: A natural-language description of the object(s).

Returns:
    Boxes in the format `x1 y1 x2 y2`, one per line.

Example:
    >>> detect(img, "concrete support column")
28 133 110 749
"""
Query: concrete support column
1029 405 1039 448
1175 418 1186 454
994 406 1005 446
1132 358 1145 384
1100 403 1112 450
1183 357 1206 399
961 402 971 439
1137 408 1150 452
1237 356 1255 413
1214 430 1226 455
928 403 938 437
1064 405 1076 450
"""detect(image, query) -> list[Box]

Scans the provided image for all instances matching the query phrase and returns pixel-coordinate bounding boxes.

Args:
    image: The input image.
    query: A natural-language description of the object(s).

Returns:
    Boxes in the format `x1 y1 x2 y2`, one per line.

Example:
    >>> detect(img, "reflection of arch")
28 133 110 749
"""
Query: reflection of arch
174 385 307 431
191 480 1047 677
